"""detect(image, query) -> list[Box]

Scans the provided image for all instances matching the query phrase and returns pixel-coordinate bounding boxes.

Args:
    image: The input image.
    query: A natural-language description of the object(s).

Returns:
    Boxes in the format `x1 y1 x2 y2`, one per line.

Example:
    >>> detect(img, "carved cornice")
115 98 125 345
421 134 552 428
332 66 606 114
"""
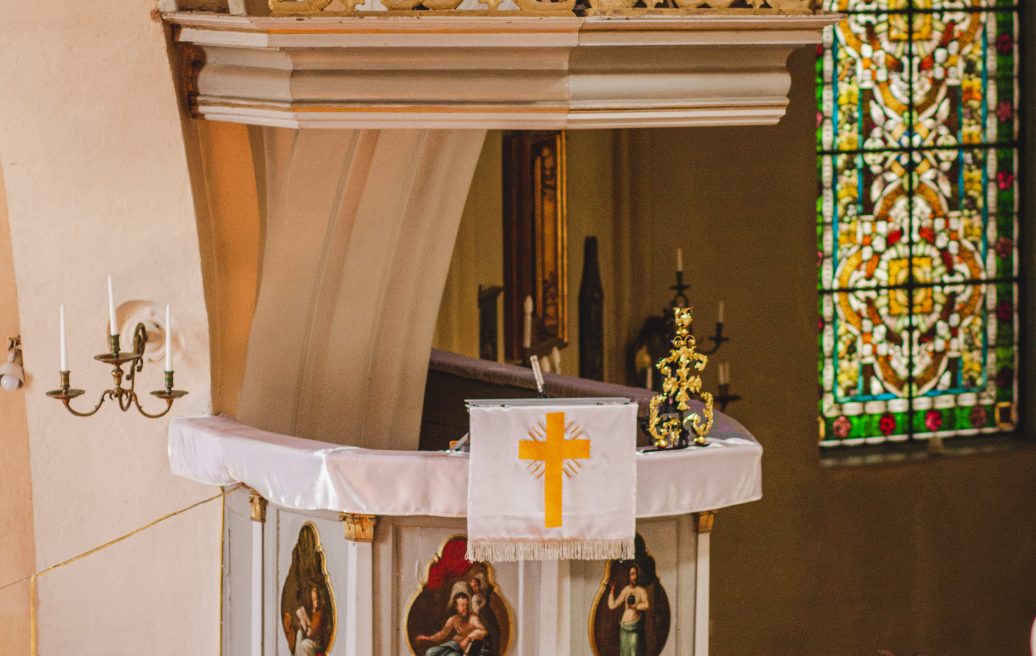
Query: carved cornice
340 513 378 542
164 12 838 129
247 488 268 522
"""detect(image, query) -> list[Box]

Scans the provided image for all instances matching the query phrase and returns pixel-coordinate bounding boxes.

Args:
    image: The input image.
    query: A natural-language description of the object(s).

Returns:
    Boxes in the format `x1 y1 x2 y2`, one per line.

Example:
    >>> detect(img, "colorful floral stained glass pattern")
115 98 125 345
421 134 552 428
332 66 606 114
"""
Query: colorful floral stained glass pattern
817 1 1020 447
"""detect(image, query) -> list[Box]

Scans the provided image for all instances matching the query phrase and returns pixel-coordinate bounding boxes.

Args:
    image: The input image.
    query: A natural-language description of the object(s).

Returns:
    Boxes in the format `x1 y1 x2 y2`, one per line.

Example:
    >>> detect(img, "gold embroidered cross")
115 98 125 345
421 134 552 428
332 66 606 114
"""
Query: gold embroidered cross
518 411 590 528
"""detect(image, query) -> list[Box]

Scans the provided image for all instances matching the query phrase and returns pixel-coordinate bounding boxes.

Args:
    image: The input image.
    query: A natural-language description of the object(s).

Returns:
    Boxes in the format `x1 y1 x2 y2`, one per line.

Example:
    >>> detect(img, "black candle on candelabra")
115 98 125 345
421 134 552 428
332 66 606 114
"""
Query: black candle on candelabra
629 252 740 410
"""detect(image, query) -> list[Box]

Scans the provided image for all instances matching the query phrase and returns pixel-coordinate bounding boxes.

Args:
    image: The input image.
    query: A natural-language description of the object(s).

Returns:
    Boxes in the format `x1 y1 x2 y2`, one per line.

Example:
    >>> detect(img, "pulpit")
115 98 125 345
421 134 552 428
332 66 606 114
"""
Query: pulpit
171 352 762 655
157 3 836 654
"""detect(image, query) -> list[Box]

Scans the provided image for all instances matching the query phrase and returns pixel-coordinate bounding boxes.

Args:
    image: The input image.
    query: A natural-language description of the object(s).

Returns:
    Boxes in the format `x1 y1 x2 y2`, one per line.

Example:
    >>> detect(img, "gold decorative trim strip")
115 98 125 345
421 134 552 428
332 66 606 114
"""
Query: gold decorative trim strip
3 485 239 656
259 18 580 28
264 0 812 16
166 12 834 32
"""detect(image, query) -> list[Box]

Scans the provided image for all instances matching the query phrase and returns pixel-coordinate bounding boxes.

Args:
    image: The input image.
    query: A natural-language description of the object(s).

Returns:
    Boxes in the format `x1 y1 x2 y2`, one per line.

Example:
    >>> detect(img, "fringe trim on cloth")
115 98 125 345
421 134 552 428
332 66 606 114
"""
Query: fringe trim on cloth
466 538 635 563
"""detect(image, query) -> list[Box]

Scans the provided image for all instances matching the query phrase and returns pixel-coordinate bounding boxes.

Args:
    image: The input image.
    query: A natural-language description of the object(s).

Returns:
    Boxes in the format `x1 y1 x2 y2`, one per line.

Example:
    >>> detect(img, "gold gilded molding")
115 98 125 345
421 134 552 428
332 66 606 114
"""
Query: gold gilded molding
340 513 377 542
248 488 268 523
695 510 715 534
256 0 814 15
269 0 333 13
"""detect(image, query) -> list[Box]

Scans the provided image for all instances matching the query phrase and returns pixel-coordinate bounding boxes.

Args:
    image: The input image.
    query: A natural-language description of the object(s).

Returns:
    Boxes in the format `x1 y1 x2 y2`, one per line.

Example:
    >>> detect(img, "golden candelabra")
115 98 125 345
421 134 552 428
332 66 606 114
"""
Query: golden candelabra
46 323 187 418
646 307 715 449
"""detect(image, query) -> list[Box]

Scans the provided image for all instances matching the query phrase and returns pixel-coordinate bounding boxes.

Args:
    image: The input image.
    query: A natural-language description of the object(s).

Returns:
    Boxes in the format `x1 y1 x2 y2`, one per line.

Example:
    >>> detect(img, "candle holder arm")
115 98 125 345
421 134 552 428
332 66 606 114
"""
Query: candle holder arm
46 385 112 417
699 322 728 356
716 383 741 413
133 393 176 419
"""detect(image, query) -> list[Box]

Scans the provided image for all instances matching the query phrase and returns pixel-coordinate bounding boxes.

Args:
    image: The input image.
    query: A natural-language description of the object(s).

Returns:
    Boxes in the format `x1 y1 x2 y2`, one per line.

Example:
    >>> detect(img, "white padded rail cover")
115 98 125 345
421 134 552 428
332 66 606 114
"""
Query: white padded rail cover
169 415 762 518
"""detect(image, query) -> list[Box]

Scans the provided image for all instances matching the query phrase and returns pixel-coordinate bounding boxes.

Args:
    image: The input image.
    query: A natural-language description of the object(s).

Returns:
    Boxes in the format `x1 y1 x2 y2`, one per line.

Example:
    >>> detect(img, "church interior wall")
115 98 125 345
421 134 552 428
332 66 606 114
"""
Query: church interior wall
0 3 1031 653
0 157 34 656
434 48 1036 655
0 3 223 652
672 49 1036 656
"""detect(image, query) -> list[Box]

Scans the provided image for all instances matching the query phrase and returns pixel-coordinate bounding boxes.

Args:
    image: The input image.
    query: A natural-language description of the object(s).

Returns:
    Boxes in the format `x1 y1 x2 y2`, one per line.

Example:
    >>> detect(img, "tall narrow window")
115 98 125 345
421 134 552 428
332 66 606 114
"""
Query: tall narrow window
817 1 1020 447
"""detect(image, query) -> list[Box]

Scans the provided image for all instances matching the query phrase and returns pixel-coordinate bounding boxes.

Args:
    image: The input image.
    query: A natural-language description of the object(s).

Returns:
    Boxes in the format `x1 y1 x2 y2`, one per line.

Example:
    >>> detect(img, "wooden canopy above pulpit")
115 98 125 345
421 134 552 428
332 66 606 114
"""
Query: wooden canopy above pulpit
159 2 836 454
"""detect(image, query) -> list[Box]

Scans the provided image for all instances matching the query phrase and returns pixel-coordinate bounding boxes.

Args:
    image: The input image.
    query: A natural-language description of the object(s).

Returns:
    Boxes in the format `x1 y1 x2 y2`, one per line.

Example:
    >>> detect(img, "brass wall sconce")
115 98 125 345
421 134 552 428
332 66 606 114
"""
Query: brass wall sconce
47 281 187 418
47 323 187 418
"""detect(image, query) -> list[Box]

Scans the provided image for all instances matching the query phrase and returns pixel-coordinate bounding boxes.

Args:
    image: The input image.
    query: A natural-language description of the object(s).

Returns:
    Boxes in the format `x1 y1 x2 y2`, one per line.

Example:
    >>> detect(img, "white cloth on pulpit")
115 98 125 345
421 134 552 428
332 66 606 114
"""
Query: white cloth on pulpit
167 414 762 519
465 399 638 562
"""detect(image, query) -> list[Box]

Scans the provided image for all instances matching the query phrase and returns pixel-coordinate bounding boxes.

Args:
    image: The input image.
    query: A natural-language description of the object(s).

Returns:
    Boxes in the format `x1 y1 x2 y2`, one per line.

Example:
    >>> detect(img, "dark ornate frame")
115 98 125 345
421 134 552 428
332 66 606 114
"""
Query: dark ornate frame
502 130 568 362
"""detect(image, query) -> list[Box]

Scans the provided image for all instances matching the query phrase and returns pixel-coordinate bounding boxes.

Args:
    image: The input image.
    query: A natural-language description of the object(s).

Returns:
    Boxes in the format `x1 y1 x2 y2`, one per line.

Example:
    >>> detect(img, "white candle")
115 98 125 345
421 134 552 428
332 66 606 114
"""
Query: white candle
165 304 172 372
59 304 68 371
522 295 533 350
550 346 562 376
717 299 725 324
646 364 653 391
107 275 118 336
676 248 684 273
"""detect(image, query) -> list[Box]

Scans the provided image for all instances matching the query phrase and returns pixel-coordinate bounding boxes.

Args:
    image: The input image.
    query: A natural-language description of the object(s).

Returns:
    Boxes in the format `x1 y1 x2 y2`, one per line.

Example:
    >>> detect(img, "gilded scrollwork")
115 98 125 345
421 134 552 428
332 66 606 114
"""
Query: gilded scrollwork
647 307 715 449
266 0 815 16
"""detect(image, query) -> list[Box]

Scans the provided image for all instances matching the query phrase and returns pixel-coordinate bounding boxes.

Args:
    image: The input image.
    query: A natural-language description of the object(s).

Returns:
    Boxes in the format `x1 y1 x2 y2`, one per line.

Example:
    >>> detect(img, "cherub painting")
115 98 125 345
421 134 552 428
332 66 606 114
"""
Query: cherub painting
280 524 336 656
590 534 670 656
405 536 512 656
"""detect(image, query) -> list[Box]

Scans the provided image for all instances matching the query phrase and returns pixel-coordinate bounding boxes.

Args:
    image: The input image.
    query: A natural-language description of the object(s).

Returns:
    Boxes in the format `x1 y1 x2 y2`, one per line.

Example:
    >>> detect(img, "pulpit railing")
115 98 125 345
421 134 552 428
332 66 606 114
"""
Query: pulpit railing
164 0 817 17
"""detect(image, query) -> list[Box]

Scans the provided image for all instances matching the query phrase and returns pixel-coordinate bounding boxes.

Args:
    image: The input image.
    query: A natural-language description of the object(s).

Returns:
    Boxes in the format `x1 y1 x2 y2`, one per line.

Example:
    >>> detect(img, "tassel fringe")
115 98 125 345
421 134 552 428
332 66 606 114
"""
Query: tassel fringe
466 538 635 563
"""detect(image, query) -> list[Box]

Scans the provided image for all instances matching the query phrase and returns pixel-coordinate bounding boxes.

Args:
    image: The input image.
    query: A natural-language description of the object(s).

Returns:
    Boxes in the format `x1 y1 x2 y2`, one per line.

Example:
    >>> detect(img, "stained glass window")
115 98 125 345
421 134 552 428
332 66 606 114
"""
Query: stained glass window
817 1 1020 447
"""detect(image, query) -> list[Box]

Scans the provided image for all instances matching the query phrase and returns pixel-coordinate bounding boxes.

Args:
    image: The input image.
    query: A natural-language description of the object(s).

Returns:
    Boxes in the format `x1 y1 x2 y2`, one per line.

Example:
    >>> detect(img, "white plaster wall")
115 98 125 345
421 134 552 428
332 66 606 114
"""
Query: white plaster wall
0 155 34 655
0 3 221 654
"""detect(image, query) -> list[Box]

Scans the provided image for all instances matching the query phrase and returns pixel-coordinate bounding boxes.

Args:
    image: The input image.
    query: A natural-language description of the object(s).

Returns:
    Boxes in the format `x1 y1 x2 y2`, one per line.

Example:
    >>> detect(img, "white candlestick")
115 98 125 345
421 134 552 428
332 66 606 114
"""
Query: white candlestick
676 248 684 273
107 275 118 336
522 295 533 350
717 299 725 325
59 304 68 371
165 305 172 372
